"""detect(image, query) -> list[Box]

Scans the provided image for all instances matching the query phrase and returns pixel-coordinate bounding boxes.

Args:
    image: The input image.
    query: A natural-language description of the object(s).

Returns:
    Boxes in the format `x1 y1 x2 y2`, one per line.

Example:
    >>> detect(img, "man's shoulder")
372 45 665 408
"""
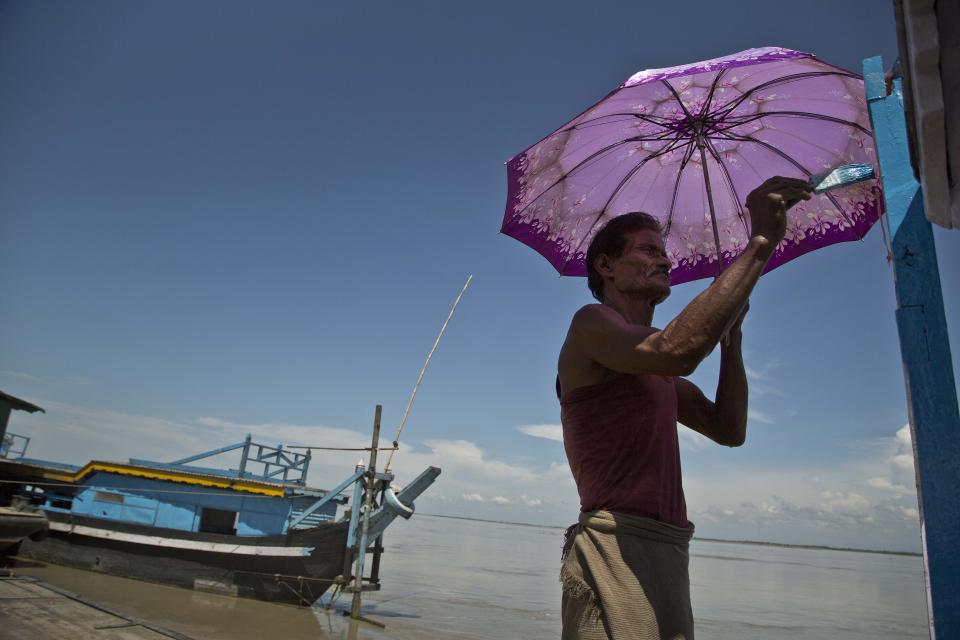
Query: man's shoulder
561 305 605 361
571 303 620 327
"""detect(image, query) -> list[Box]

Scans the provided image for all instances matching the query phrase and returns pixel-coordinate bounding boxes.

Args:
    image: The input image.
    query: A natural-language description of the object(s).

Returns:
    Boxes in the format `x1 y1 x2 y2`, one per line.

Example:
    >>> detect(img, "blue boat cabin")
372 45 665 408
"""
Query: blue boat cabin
28 436 342 536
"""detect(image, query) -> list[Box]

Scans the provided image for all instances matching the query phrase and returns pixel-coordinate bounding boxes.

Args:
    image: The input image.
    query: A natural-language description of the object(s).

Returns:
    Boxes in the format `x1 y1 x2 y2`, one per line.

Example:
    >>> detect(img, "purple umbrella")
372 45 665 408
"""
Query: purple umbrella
501 47 883 284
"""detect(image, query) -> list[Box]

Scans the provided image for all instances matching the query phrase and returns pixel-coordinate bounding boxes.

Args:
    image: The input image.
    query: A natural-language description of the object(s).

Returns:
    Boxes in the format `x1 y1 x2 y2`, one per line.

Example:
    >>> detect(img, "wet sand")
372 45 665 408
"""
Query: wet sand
0 573 192 640
4 560 336 640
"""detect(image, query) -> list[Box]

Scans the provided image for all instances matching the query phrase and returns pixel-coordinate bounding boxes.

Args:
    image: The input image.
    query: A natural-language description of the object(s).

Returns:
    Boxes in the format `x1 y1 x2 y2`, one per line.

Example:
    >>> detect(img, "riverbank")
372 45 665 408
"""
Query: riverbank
0 572 194 639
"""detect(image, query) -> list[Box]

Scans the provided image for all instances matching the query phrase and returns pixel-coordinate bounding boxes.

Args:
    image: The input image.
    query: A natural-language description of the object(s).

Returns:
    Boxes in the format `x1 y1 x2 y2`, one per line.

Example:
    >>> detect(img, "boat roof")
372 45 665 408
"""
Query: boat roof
0 457 329 498
0 390 44 413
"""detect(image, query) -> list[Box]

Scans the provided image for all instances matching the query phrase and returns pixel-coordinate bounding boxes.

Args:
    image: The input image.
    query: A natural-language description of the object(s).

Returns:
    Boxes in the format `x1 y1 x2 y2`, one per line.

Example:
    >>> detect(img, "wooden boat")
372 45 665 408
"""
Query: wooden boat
0 506 47 552
0 436 439 606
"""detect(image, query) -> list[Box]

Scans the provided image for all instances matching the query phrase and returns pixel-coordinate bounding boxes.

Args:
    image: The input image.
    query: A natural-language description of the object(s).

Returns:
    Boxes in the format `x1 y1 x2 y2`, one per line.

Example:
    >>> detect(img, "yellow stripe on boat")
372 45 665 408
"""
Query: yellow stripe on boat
42 462 285 496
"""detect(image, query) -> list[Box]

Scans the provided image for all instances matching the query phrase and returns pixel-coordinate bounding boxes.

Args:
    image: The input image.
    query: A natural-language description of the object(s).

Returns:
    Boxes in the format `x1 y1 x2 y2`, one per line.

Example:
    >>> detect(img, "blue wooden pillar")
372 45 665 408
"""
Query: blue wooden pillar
864 56 960 638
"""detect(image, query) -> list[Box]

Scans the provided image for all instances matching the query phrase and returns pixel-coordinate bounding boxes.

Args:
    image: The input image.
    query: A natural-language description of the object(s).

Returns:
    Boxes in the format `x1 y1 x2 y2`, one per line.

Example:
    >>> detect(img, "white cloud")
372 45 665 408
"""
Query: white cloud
744 366 765 381
0 370 43 382
896 506 919 519
677 426 712 450
422 439 535 482
896 424 912 446
12 400 575 523
519 420 724 452
747 409 774 424
10 401 923 548
13 399 214 466
545 461 571 477
893 454 914 470
0 370 93 387
517 424 563 443
684 424 923 550
742 356 787 399
821 491 871 515
866 477 914 495
194 416 369 450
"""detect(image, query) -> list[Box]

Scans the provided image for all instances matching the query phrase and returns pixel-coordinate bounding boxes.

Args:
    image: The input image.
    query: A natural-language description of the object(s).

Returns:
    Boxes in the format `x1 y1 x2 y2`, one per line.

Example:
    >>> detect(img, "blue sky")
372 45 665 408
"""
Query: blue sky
2 1 957 552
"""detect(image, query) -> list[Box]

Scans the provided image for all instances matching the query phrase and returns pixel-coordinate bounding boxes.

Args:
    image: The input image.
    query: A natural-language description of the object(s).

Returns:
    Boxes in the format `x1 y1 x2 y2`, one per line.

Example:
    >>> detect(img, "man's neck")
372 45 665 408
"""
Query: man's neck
602 291 656 326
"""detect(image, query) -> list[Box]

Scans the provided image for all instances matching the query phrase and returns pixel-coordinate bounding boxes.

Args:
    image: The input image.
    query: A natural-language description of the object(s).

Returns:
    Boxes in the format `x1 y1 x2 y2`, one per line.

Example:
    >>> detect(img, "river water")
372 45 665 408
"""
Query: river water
4 514 929 639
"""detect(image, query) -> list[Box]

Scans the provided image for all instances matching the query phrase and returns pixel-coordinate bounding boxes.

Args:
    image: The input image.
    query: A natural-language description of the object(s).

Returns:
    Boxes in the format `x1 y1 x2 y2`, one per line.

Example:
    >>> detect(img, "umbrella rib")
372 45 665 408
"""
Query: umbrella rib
562 117 658 132
699 70 726 119
555 129 687 170
822 189 860 235
702 137 749 235
716 120 864 160
711 71 858 119
597 136 691 215
717 132 856 229
714 110 870 135
663 142 698 239
696 142 725 276
559 137 693 274
563 112 674 132
717 131 813 175
660 80 695 120
510 135 678 218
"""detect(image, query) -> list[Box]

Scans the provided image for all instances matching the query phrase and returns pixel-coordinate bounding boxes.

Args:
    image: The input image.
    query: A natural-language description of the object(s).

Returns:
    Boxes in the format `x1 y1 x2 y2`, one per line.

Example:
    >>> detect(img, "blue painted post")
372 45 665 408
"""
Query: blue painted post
280 445 289 483
301 448 311 485
343 462 365 579
351 405 382 619
864 56 960 638
237 434 252 478
168 440 245 466
0 404 11 448
288 467 363 529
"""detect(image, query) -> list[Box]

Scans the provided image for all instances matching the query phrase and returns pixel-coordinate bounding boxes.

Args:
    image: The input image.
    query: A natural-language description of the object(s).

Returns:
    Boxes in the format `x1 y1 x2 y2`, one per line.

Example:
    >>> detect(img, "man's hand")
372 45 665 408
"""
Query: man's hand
745 177 812 248
722 301 748 348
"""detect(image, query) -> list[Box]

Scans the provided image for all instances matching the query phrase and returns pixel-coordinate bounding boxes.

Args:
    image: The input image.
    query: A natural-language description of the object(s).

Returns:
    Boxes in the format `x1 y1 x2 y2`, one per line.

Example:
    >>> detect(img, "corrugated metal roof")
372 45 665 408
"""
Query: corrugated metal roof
0 391 44 414
1 457 330 498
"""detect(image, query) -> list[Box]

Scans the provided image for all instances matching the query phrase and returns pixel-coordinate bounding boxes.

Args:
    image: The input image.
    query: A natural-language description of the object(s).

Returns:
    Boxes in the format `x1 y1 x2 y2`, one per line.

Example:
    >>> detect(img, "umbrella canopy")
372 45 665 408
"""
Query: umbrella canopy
501 47 883 284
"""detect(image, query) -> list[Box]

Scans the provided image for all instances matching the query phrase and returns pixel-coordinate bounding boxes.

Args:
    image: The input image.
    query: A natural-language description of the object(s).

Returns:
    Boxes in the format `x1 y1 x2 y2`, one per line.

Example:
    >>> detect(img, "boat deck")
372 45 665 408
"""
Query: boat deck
0 573 194 640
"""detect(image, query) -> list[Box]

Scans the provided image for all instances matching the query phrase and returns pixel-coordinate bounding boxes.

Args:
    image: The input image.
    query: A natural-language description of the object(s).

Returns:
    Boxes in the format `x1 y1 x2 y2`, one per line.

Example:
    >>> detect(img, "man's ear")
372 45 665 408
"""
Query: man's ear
594 253 614 277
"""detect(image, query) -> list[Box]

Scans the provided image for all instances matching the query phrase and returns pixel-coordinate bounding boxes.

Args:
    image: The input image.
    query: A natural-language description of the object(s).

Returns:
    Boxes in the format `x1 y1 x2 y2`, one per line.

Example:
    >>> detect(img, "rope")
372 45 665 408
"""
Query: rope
284 446 398 452
324 581 345 610
232 568 340 583
385 275 472 471
879 199 894 264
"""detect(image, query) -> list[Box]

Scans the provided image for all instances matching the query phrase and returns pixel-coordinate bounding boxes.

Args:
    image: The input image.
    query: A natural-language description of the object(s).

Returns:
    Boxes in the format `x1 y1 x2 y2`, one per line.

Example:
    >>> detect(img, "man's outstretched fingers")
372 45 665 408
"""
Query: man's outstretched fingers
779 187 813 201
762 177 813 194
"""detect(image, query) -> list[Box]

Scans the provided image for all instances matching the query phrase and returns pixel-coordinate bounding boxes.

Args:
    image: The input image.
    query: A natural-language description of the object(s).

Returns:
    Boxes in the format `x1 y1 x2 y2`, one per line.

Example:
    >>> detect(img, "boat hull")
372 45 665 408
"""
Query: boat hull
17 510 349 606
0 507 48 552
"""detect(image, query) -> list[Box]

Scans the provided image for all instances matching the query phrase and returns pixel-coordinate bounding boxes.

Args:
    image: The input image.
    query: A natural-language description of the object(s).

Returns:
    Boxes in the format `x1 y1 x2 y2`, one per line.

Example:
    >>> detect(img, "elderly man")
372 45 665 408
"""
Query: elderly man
557 177 812 640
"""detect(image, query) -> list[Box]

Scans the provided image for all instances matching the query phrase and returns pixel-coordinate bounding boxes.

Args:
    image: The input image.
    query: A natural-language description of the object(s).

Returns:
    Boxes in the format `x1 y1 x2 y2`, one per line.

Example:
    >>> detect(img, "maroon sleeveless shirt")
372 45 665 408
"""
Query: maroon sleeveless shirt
560 373 687 527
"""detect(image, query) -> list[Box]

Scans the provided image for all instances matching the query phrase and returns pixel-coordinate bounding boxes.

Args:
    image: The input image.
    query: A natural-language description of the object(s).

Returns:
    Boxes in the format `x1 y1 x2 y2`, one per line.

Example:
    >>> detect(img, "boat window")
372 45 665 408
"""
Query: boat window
94 491 125 504
199 507 238 535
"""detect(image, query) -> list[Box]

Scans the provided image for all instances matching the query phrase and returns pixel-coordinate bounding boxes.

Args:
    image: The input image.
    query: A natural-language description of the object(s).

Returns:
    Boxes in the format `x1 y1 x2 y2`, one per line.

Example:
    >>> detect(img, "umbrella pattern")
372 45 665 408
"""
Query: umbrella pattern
502 47 883 284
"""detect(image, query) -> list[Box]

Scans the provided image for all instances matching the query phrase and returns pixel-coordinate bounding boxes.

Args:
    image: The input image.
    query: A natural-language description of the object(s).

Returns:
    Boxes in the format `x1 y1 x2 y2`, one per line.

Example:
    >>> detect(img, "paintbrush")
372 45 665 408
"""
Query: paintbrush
808 163 876 193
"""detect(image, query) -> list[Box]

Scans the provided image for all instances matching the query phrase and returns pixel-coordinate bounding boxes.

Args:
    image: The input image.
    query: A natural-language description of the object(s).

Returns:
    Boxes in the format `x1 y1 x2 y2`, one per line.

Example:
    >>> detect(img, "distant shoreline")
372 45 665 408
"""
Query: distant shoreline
420 512 922 557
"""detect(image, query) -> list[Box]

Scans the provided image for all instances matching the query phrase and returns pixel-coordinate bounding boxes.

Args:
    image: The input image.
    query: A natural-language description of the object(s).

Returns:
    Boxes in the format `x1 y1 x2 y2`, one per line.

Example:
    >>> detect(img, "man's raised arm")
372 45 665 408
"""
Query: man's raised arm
573 177 811 377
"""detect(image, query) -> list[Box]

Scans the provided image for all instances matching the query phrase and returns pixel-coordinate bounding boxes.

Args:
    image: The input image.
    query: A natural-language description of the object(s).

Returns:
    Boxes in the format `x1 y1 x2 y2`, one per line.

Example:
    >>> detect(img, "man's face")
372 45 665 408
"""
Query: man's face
603 229 672 303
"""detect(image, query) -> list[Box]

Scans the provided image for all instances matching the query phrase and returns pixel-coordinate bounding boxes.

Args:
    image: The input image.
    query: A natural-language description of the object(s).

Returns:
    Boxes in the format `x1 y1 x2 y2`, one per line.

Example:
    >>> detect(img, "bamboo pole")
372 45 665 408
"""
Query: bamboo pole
351 405 381 620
